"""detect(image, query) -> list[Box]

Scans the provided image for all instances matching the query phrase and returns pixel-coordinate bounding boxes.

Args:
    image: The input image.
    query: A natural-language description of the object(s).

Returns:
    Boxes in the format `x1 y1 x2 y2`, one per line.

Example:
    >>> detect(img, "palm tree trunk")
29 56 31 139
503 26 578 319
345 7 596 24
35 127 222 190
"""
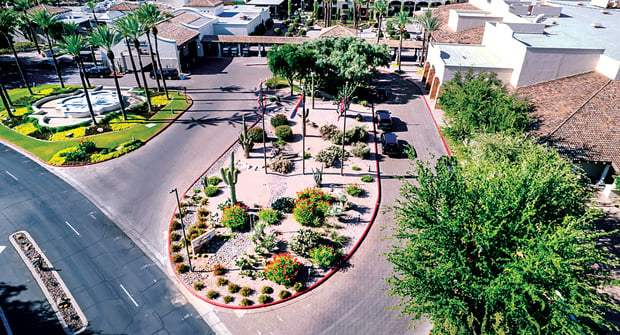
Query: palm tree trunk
152 31 169 99
0 83 14 118
90 45 98 66
44 33 64 88
7 38 32 95
26 21 41 54
353 4 357 29
79 58 91 87
107 52 127 120
134 40 153 113
75 57 97 125
125 37 142 89
145 33 162 92
376 16 382 43
398 31 403 71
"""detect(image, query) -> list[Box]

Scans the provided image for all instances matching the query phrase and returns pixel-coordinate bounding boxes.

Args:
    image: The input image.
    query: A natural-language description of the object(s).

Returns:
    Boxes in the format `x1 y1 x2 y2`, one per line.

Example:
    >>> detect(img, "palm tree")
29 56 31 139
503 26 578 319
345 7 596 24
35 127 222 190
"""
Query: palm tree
89 25 128 120
29 9 65 88
137 4 172 99
59 22 91 86
391 4 412 72
373 0 388 44
0 10 33 95
0 82 14 119
353 0 365 30
87 0 99 27
115 16 143 89
416 10 440 64
115 14 153 113
59 35 97 125
15 0 41 54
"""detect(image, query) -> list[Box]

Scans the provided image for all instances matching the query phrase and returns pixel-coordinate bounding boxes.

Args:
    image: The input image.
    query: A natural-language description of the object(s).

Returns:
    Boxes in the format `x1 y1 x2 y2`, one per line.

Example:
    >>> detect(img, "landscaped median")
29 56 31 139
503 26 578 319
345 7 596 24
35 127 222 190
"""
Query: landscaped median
0 85 191 166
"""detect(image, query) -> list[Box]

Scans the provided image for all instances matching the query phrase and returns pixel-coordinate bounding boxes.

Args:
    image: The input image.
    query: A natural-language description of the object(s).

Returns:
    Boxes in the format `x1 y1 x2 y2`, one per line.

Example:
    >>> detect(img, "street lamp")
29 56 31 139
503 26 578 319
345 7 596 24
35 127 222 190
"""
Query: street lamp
311 72 315 109
170 188 192 272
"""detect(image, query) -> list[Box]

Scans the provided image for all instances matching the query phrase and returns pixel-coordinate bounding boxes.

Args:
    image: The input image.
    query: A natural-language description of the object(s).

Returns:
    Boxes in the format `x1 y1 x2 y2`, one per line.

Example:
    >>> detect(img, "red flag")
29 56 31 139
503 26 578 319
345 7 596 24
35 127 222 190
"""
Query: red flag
337 97 346 121
290 94 303 119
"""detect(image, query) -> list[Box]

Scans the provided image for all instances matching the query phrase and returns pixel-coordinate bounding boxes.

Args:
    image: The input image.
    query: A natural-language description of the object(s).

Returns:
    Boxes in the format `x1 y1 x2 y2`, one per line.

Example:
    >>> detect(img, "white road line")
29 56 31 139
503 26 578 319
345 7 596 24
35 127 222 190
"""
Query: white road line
5 171 18 181
89 213 96 220
64 221 80 236
0 246 5 254
120 284 139 307
276 315 283 322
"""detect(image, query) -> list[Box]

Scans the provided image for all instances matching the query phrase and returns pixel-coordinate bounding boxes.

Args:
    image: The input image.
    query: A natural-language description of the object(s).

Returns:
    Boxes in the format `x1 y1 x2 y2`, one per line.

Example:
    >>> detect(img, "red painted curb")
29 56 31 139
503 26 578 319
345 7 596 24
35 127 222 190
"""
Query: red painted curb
167 102 384 309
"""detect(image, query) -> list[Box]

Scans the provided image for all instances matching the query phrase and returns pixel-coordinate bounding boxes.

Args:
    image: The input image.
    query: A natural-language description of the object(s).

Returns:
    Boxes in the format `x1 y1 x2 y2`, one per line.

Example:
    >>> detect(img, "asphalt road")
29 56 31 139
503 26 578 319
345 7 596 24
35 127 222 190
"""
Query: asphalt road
0 144 214 335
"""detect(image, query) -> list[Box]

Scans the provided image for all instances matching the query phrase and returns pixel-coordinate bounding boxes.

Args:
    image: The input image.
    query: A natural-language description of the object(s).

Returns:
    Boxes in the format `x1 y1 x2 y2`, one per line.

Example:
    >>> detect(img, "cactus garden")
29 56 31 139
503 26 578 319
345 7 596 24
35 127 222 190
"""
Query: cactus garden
169 101 379 308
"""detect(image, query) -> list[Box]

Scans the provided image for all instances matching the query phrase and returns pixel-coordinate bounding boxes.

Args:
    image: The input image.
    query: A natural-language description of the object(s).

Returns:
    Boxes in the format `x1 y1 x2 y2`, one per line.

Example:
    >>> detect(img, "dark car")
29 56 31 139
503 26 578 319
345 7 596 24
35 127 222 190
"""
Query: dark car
85 66 111 78
375 110 393 131
375 87 388 101
381 133 401 156
38 57 73 68
150 67 179 80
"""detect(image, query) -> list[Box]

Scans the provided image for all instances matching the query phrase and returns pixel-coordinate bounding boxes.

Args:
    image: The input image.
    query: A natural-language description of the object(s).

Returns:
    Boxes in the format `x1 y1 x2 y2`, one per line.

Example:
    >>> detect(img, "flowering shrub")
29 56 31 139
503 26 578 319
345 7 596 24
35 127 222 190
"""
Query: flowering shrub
309 245 340 269
345 184 363 197
264 253 301 286
290 228 320 257
151 94 171 107
258 208 283 225
293 188 331 226
221 204 248 230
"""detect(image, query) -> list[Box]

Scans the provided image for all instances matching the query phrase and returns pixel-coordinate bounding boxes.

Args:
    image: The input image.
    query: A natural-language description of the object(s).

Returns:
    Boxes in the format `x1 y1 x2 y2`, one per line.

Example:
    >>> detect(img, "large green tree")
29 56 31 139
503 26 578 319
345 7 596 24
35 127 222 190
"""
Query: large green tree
267 43 315 96
387 133 619 335
439 70 531 141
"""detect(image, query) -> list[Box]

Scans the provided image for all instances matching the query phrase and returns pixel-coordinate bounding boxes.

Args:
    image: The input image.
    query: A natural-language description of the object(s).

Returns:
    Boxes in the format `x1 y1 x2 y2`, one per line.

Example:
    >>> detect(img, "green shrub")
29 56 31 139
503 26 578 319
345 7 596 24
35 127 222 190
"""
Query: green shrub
315 146 349 168
223 295 234 304
331 126 368 145
171 243 181 252
170 220 182 231
271 197 295 213
240 298 253 306
258 208 283 224
265 253 301 286
216 277 228 286
319 124 339 140
290 228 321 257
345 184 363 197
292 282 304 293
269 156 293 174
351 142 370 158
293 188 332 226
206 290 219 300
176 263 189 274
271 114 289 127
228 282 241 293
309 245 340 268
261 286 273 294
171 254 184 263
275 125 293 141
204 185 219 197
284 31 293 37
240 287 252 297
248 127 265 142
213 264 227 276
352 166 362 171
170 233 181 241
274 27 282 35
361 175 373 183
193 282 205 290
222 204 249 230
258 294 271 304
208 176 222 185
298 29 306 36
278 290 291 299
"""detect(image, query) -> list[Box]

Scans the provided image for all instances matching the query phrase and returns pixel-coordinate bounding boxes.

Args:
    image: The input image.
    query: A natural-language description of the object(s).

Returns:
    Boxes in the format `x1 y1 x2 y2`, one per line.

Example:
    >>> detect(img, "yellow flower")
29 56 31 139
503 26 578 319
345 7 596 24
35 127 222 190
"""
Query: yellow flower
13 122 38 136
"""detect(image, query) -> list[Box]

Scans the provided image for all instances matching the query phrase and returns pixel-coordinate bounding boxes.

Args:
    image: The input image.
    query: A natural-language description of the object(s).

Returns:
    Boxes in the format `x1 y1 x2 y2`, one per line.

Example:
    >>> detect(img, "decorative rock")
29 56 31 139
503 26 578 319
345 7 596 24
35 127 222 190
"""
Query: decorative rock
97 127 104 133
64 132 73 138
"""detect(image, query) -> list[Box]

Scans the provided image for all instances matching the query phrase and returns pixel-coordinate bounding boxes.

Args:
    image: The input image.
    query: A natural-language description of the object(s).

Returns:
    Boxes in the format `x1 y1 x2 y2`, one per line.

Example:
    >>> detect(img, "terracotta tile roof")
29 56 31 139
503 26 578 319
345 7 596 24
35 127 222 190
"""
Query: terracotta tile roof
156 22 199 46
427 3 485 45
319 25 357 38
26 4 71 15
167 12 201 25
202 35 309 44
107 2 140 12
517 72 620 169
184 0 223 7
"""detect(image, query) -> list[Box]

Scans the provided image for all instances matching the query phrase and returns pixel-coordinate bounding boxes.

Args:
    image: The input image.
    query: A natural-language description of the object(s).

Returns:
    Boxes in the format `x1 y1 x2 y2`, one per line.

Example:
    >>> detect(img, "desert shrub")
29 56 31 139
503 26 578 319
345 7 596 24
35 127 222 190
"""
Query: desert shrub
361 175 373 183
315 145 348 168
193 282 205 291
206 290 219 300
309 245 340 269
204 185 219 197
247 127 265 142
240 287 252 297
271 114 289 127
319 124 339 140
258 294 271 304
176 263 189 274
208 176 222 185
284 31 293 37
350 142 370 158
278 290 291 299
261 286 273 294
269 156 293 174
274 27 282 35
298 29 306 36
275 125 293 141
293 188 331 226
290 228 321 257
170 233 181 241
258 208 283 224
240 298 253 306
352 166 362 171
171 254 184 263
216 277 228 286
292 282 304 293
213 264 227 275
170 220 182 231
345 184 363 197
271 197 295 213
223 295 234 304
331 126 369 145
228 282 241 293
171 244 181 252
222 204 249 230
264 254 301 286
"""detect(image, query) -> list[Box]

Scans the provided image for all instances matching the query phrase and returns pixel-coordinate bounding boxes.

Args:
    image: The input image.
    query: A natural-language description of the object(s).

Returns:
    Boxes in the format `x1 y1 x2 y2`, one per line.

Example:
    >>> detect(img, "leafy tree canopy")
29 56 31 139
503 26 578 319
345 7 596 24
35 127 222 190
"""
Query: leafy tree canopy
267 43 315 96
438 70 531 141
387 132 618 335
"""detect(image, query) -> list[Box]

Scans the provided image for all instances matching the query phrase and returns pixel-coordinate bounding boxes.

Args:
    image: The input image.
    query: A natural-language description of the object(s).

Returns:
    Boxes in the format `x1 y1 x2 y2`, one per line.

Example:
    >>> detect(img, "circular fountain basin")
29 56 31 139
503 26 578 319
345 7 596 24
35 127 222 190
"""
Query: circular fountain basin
57 90 124 118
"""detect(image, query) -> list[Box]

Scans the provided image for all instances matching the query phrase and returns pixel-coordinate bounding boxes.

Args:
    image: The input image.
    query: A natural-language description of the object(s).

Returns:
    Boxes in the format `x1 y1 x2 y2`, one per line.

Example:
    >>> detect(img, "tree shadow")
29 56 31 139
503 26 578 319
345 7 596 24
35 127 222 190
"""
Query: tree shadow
0 282 64 335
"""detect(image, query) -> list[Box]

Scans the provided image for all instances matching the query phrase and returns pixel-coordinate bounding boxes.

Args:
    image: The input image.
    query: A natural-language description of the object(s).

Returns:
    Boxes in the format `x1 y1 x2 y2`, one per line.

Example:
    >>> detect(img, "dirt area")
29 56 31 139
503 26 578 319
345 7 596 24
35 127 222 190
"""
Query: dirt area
170 95 380 307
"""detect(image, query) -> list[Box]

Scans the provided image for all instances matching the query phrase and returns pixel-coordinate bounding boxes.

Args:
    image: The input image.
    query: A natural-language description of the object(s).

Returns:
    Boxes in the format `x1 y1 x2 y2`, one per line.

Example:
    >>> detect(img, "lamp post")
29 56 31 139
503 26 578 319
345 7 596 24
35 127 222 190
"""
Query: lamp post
340 82 348 177
259 80 267 174
170 188 192 272
311 72 315 109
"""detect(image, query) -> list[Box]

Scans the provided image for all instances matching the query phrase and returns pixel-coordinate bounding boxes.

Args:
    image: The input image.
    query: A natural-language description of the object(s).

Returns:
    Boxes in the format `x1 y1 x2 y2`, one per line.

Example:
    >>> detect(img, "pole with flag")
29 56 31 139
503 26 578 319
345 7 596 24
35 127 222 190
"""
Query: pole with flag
302 81 307 175
259 81 267 174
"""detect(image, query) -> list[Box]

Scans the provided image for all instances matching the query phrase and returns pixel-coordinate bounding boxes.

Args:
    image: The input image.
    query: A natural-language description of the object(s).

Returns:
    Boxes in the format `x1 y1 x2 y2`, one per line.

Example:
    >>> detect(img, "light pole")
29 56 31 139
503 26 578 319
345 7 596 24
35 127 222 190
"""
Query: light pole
259 80 267 174
311 72 315 109
170 188 192 272
340 82 348 177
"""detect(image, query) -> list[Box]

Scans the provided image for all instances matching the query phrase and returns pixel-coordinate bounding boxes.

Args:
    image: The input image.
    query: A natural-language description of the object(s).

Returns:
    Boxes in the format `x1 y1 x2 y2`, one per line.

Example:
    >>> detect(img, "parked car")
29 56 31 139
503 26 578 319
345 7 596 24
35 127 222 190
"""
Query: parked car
38 57 73 68
381 133 401 156
150 67 179 80
375 87 388 101
375 110 393 131
85 66 111 78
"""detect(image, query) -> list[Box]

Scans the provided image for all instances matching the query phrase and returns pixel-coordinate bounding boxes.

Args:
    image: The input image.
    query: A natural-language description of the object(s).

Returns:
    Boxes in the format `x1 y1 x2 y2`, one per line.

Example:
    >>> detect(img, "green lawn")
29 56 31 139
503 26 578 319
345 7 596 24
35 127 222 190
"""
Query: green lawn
0 86 190 163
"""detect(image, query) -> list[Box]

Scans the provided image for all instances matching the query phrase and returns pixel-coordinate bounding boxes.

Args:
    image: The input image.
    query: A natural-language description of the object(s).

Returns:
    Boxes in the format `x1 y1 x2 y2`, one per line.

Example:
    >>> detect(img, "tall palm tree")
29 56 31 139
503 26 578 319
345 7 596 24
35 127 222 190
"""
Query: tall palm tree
373 0 388 44
391 4 412 72
87 0 99 27
15 0 41 54
59 22 91 86
59 35 97 125
0 82 14 119
352 0 365 30
0 10 33 95
137 4 172 99
29 9 65 88
89 25 128 120
115 14 153 113
114 16 143 89
416 10 440 64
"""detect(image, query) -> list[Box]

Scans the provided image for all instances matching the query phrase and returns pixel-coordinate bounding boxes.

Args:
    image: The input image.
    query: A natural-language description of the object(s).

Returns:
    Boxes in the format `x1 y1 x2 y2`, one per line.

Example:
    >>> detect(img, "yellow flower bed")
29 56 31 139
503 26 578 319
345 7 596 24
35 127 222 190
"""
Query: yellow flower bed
48 147 75 166
109 114 147 131
49 127 86 141
151 95 171 107
13 122 38 136
14 107 30 116
37 88 54 96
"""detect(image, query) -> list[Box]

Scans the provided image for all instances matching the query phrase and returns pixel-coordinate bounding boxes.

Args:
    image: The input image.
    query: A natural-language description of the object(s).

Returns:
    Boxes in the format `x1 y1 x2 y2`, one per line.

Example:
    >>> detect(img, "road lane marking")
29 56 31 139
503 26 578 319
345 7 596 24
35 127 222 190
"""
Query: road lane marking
276 315 283 322
5 171 18 181
0 246 5 254
120 284 139 307
64 221 80 236
88 212 96 220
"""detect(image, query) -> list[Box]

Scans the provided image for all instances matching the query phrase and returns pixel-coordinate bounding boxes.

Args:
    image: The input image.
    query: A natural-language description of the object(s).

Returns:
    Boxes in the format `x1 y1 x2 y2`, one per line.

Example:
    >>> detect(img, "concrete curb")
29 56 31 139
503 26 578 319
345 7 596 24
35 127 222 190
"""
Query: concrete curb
9 231 88 335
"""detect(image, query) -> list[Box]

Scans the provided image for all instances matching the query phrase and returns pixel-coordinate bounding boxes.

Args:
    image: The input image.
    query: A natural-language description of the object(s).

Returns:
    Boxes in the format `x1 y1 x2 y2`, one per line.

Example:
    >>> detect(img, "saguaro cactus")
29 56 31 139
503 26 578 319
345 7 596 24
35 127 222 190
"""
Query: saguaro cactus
221 151 240 205
239 115 254 158
313 166 323 187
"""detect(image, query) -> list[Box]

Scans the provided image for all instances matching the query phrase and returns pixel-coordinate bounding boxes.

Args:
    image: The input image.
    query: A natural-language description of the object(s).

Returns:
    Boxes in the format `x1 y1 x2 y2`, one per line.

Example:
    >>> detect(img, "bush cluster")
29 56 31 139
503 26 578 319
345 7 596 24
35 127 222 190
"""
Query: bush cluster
228 282 241 293
271 197 295 213
258 208 283 224
293 188 331 226
213 264 227 276
345 184 363 197
204 185 219 197
315 146 349 168
275 125 293 141
247 127 265 143
330 126 368 145
290 228 321 257
309 245 339 269
319 124 339 140
264 253 301 286
361 175 374 183
271 114 289 127
223 295 234 304
222 204 249 230
206 290 219 300
269 155 293 174
350 142 370 158
258 294 271 304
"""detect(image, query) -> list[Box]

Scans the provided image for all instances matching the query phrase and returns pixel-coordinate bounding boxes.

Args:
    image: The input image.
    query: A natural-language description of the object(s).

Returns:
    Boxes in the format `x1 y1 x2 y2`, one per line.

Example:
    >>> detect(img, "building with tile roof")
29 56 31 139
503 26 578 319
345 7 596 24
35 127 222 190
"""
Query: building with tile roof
26 4 71 15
